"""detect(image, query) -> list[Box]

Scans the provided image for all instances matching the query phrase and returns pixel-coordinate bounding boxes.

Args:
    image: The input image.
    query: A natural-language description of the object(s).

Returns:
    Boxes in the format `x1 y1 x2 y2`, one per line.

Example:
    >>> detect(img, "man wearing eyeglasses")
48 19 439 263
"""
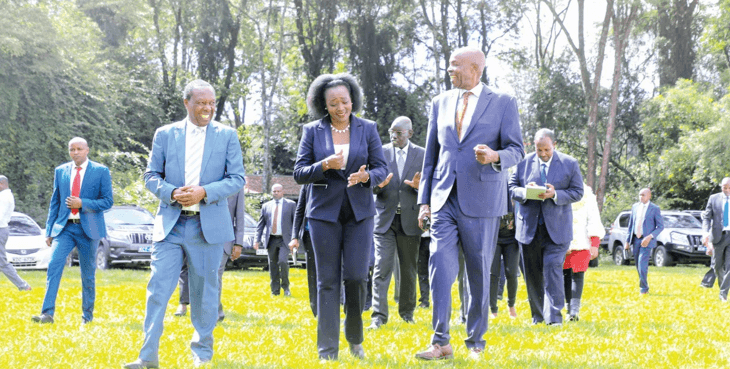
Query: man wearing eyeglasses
369 116 425 330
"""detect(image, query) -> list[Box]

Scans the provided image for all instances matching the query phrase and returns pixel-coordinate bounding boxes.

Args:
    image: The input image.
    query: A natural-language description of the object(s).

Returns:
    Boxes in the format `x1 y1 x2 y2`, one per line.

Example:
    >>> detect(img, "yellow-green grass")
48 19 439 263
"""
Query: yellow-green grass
1 256 729 368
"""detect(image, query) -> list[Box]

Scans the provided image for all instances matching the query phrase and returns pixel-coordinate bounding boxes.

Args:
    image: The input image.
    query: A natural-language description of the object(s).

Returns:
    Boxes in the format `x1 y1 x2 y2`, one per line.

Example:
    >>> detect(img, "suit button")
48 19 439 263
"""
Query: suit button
458 148 462 152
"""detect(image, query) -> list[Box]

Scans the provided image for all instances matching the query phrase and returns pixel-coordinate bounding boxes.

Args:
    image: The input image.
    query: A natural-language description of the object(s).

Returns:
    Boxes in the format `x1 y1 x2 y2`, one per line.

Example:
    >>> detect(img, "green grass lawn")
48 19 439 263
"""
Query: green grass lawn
2 254 729 368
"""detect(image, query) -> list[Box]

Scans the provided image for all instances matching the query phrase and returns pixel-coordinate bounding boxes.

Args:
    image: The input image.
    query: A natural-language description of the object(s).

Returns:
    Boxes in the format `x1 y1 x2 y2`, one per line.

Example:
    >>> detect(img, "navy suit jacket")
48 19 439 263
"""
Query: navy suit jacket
144 120 246 244
256 198 296 248
703 193 728 243
293 115 388 222
417 84 524 217
224 188 246 255
373 142 425 236
626 201 663 248
292 184 310 241
45 160 114 240
509 151 584 245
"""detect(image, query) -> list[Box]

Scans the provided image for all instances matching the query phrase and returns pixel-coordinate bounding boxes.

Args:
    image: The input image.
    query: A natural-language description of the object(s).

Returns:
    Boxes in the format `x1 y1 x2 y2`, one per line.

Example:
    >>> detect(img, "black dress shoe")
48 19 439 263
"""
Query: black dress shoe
418 302 430 309
568 315 580 322
123 359 159 369
402 316 415 324
217 315 225 322
349 343 365 359
31 313 54 324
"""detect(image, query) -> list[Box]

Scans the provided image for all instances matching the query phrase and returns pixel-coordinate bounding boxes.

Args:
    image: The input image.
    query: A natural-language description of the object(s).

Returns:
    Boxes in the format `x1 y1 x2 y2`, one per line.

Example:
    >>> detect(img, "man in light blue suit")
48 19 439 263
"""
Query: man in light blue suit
32 137 113 325
625 188 663 295
125 79 245 369
510 128 583 325
415 46 524 361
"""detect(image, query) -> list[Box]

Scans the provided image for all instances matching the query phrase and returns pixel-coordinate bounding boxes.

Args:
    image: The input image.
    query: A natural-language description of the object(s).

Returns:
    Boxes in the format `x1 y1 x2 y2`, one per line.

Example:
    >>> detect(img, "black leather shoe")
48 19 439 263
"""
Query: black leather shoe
217 315 225 322
403 316 415 324
349 343 365 359
31 313 54 324
123 359 159 369
568 315 580 322
418 302 429 309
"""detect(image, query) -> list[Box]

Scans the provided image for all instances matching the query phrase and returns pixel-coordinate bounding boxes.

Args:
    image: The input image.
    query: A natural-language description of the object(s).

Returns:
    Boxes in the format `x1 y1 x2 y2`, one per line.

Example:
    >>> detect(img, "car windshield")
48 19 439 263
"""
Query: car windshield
9 215 42 236
105 208 154 225
662 214 701 229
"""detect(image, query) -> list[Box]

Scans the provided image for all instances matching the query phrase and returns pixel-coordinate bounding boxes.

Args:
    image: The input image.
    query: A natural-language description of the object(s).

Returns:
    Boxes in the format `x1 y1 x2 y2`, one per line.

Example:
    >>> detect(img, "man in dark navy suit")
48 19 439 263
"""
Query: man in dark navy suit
415 46 524 361
509 128 584 325
32 137 113 325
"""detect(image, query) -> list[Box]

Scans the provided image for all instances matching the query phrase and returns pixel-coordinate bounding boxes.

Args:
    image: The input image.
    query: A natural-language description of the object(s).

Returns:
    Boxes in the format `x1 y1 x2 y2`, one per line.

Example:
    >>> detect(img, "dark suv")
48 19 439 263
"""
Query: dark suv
69 205 155 269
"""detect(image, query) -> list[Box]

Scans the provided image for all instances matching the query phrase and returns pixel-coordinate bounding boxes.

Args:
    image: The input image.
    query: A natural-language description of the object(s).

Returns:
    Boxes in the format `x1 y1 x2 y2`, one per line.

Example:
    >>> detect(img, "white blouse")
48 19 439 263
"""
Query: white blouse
333 144 349 170
569 184 606 251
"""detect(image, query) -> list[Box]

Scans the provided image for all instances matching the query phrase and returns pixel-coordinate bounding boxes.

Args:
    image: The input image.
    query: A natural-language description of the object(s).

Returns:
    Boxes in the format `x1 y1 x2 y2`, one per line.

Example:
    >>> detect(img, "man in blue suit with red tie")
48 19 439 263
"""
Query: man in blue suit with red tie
509 128 584 325
625 188 664 295
415 46 524 361
32 137 113 325
125 79 245 369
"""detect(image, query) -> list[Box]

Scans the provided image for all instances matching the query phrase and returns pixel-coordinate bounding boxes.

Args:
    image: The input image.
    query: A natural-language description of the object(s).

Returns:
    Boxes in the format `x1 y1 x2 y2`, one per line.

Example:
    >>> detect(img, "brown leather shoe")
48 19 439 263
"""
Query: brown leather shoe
415 343 453 360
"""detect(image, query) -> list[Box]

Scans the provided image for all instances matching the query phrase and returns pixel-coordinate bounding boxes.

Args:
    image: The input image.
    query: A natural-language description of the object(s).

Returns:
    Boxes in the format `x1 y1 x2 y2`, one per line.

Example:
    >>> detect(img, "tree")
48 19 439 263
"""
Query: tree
654 0 701 87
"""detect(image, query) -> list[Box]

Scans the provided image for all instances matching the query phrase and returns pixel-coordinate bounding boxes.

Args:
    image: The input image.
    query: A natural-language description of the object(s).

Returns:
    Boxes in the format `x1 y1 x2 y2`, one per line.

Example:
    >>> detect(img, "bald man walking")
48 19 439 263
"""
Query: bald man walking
625 188 664 295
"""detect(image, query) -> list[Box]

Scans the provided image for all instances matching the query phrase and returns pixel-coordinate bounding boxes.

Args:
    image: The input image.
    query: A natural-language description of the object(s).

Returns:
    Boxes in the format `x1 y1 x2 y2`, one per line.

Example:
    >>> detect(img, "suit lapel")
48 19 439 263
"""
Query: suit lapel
401 142 417 183
345 117 364 174
316 119 343 179
174 120 186 179
462 84 492 140
546 152 562 184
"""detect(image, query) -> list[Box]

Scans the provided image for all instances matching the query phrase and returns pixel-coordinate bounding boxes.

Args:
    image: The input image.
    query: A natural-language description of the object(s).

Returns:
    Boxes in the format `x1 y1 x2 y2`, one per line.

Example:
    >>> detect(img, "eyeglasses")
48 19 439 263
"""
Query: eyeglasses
388 129 409 137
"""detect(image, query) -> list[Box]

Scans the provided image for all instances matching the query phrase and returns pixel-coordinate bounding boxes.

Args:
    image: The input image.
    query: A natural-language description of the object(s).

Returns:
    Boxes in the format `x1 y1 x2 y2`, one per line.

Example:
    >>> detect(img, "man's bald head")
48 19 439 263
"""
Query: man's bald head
271 184 284 200
720 177 730 196
639 188 652 204
389 116 413 149
448 46 486 90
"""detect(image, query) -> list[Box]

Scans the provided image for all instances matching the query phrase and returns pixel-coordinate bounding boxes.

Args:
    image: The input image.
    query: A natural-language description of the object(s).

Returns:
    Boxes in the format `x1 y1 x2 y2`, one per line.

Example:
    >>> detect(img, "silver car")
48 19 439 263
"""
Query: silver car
6 212 52 270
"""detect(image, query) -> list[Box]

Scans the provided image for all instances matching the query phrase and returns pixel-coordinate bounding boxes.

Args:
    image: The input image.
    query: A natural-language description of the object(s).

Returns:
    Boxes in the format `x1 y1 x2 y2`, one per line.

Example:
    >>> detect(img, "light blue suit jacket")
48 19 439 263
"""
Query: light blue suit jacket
294 115 388 223
144 120 246 244
418 84 525 217
45 160 114 240
509 151 584 245
626 201 664 248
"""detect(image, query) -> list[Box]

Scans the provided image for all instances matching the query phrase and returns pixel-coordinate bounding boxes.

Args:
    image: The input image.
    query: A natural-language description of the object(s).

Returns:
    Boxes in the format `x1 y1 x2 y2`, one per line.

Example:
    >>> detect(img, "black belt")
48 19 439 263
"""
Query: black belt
67 219 81 224
180 210 200 216
270 235 283 238
723 230 730 235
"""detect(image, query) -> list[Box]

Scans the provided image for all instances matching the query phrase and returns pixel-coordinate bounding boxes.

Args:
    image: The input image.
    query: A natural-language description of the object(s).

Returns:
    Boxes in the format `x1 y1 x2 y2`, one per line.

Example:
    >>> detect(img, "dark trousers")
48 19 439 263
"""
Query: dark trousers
308 196 372 360
713 233 730 299
302 230 318 317
489 241 520 313
417 236 430 306
521 223 569 324
267 236 290 294
371 214 420 323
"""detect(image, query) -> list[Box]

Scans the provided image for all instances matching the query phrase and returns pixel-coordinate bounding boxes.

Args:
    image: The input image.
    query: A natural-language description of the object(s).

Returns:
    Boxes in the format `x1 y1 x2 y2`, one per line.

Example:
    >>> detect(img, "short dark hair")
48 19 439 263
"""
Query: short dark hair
306 73 363 119
183 79 215 101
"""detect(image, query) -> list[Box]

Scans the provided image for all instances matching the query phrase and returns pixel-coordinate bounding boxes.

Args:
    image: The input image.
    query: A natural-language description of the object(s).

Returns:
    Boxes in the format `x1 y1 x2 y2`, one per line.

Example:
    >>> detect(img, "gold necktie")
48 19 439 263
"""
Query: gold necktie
456 91 472 140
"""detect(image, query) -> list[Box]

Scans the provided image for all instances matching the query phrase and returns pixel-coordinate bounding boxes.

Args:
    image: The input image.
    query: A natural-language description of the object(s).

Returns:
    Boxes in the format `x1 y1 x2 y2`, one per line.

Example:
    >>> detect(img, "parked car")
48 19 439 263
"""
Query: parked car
607 210 710 267
229 212 306 269
684 210 703 223
5 212 52 270
69 205 154 269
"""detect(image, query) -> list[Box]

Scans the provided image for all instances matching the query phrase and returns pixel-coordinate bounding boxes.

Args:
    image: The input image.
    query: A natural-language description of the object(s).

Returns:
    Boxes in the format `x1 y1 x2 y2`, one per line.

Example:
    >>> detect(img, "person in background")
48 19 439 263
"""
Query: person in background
489 195 519 319
32 137 113 325
624 188 663 295
563 183 604 321
0 175 32 292
702 177 730 302
255 184 296 296
290 183 318 316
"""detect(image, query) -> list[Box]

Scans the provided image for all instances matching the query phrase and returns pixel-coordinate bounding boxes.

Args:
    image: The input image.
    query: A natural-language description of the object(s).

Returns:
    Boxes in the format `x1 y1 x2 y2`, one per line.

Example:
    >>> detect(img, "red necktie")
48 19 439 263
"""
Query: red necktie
71 167 81 215
456 91 472 140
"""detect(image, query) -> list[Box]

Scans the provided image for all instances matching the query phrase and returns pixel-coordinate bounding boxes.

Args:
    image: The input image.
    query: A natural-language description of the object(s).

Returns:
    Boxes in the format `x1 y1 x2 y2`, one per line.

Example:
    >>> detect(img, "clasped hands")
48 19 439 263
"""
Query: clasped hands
377 171 421 189
173 185 206 207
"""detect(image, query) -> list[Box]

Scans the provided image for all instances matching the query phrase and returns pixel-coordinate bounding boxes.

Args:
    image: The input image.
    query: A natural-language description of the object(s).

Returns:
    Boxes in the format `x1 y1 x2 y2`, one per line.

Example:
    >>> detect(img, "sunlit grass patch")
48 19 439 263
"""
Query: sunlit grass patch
1 256 729 368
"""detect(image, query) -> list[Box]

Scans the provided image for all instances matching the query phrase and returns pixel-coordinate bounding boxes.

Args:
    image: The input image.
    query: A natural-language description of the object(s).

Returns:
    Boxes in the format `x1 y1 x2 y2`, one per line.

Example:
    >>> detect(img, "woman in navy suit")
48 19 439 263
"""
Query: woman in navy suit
294 73 387 360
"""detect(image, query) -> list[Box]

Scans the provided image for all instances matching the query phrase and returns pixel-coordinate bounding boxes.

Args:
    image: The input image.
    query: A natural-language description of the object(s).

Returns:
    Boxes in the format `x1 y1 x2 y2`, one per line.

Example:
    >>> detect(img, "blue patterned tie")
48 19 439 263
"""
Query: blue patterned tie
724 197 729 228
540 164 547 184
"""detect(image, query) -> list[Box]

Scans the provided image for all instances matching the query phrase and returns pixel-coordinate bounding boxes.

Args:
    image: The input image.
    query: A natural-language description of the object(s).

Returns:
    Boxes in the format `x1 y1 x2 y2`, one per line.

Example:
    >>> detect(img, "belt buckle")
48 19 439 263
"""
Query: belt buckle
396 207 401 215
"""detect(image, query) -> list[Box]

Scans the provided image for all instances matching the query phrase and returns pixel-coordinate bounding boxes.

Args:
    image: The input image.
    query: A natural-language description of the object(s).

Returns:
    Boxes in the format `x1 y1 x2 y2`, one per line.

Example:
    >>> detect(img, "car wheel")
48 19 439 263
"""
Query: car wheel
96 244 110 270
613 246 628 265
653 246 675 267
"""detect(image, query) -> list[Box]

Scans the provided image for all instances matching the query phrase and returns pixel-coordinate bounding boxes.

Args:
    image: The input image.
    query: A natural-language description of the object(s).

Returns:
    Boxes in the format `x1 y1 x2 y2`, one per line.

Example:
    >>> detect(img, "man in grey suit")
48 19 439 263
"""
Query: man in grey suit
255 184 296 296
369 117 425 329
174 187 245 320
702 177 730 302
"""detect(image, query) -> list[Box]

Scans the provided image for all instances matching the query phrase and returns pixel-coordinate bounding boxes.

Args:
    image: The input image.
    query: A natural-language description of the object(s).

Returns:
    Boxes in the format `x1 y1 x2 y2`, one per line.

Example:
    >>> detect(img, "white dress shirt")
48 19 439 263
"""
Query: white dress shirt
334 144 349 170
68 159 89 220
183 119 208 212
